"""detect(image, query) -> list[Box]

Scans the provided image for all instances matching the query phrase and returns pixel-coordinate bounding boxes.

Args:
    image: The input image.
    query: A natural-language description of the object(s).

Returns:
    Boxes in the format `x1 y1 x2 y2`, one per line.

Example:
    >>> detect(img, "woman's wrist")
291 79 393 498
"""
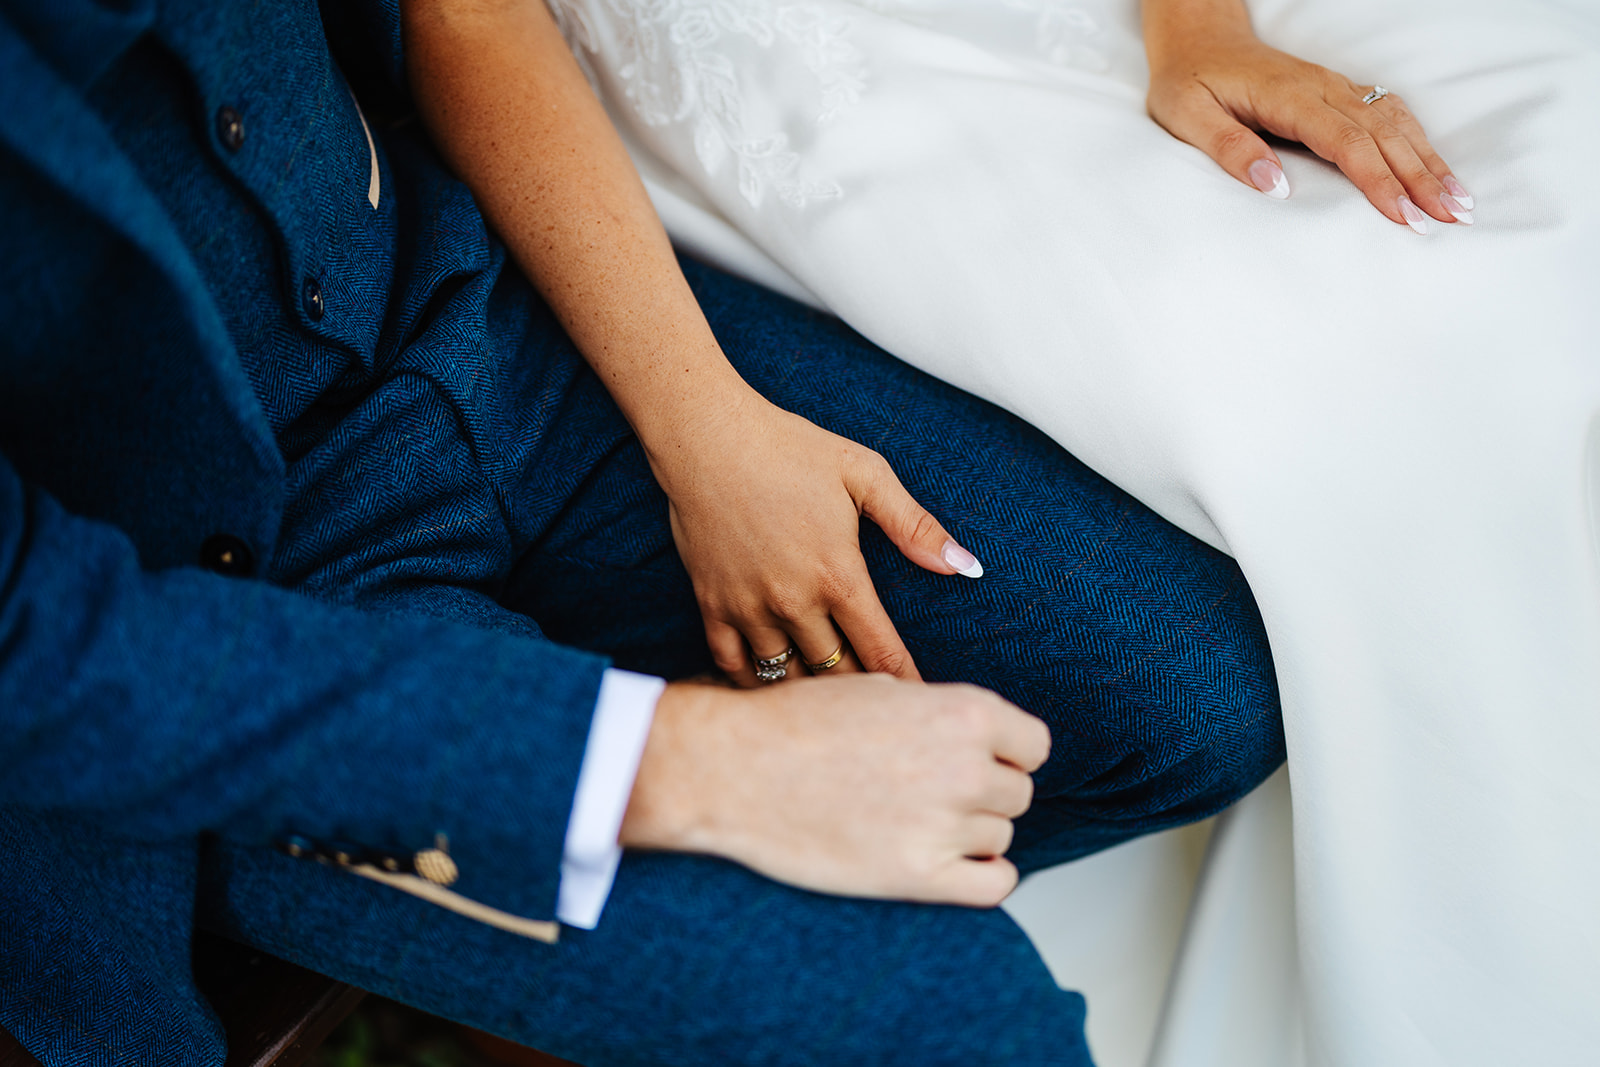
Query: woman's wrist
1142 0 1255 69
623 366 772 496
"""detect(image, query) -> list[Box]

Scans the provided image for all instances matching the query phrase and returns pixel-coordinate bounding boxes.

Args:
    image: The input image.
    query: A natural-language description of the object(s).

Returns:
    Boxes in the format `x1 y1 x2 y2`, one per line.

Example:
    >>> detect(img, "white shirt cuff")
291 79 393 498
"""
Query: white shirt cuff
556 668 663 929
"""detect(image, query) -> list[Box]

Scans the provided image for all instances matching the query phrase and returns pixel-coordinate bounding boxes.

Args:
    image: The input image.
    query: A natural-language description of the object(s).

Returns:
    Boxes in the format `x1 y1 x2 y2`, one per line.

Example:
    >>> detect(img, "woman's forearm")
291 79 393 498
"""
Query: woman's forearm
400 0 759 483
1141 0 1254 68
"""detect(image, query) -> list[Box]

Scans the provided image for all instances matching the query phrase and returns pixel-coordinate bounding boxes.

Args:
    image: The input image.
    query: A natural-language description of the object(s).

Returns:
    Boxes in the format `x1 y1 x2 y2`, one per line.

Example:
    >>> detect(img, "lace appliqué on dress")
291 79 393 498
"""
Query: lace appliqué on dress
546 0 865 209
846 0 1112 74
1002 0 1111 72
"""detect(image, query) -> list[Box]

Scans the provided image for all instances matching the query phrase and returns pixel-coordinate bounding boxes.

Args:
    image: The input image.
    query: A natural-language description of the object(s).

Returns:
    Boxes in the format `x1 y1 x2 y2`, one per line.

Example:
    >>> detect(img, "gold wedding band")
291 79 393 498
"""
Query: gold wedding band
806 645 846 672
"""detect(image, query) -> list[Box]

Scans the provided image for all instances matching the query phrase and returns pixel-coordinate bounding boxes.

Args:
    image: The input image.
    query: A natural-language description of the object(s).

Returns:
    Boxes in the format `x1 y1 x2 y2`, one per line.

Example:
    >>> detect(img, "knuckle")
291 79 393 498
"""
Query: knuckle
765 584 809 623
1333 122 1375 153
902 847 944 886
1366 113 1401 140
847 446 893 485
905 506 942 548
813 561 859 605
1015 773 1036 814
867 645 913 677
1211 126 1258 160
1149 91 1196 133
1264 72 1310 102
718 590 765 623
977 863 1019 907
696 590 732 621
848 632 891 664
710 647 748 674
1031 715 1053 754
1405 163 1441 188
948 762 987 803
943 700 993 744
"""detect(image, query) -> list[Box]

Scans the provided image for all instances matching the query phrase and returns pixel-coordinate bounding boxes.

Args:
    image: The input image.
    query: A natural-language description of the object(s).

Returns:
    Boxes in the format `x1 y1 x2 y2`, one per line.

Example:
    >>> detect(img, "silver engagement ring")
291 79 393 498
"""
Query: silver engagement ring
754 646 796 683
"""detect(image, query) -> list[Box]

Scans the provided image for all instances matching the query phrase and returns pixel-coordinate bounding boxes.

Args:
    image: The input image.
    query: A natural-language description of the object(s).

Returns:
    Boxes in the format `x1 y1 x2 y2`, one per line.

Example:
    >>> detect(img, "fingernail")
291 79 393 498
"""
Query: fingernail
1248 158 1290 200
942 539 984 579
1440 193 1474 225
1442 175 1474 210
1398 195 1429 235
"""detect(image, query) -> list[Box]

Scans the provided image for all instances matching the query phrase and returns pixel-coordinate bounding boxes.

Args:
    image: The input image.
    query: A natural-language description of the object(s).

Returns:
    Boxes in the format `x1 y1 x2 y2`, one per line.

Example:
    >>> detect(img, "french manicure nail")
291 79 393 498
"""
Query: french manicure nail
1248 158 1290 200
942 539 984 579
1442 175 1474 210
1398 195 1429 235
1440 193 1474 225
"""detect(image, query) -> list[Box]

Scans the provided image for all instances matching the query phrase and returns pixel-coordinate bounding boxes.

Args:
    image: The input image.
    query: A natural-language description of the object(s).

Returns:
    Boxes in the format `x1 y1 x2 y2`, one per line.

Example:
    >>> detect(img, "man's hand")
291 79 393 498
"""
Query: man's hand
620 675 1051 907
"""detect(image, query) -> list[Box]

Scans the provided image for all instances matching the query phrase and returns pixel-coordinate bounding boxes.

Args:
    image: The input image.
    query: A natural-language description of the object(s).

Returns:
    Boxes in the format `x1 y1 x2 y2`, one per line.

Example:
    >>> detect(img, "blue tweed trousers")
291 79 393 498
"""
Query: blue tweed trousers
198 258 1284 1067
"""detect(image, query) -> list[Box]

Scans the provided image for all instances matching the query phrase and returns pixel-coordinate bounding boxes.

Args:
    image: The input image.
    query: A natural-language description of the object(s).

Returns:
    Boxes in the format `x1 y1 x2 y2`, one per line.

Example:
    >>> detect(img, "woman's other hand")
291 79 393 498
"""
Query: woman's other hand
657 389 981 687
1143 0 1474 233
405 0 976 684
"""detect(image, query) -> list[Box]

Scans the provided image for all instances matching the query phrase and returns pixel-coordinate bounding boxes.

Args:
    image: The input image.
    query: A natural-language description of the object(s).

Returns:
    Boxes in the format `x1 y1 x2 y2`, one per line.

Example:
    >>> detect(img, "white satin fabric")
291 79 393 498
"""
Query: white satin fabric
546 1 1600 1063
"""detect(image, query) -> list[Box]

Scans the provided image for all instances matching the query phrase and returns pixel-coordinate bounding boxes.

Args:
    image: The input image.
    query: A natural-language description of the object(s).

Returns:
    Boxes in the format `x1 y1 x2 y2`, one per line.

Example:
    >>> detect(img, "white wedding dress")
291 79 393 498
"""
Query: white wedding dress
544 0 1600 1063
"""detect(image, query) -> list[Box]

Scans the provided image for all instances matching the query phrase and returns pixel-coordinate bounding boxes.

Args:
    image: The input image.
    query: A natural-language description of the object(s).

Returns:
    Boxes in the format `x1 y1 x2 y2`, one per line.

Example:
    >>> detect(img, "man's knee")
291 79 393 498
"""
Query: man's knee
1015 689 1284 870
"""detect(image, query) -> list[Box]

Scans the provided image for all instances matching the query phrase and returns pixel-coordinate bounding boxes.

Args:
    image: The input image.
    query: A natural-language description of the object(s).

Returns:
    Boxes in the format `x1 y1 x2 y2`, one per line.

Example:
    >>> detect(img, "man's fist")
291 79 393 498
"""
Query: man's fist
620 674 1050 907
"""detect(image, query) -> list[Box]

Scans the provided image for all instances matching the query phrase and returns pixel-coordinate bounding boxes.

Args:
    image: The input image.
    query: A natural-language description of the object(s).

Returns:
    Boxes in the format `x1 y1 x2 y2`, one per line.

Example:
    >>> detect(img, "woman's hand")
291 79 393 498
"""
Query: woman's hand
1143 5 1474 233
654 388 981 687
408 0 973 683
407 0 976 686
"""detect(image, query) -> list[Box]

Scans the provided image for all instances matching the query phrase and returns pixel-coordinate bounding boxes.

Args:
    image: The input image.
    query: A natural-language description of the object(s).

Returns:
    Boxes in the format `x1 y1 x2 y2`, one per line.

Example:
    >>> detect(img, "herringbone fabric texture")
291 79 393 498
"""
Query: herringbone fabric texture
0 0 1280 1064
520 257 1285 870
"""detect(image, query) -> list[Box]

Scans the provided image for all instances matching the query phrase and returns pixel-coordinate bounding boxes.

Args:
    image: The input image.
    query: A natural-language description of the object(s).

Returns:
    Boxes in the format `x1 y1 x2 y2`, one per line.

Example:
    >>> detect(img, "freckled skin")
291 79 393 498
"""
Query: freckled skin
401 0 1023 906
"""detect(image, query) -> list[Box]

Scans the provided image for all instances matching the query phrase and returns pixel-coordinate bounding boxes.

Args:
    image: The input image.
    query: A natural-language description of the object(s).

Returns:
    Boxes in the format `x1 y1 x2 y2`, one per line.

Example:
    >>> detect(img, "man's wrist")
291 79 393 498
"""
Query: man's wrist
618 680 741 855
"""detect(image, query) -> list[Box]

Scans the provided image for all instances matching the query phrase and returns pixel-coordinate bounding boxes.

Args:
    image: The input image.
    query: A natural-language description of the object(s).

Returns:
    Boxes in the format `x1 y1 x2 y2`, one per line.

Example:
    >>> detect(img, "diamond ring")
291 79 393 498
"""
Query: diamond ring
754 646 796 683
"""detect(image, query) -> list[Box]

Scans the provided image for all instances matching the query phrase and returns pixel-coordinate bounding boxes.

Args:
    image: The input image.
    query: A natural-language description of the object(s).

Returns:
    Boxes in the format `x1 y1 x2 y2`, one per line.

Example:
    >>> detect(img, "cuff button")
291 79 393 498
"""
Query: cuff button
414 845 458 887
200 534 255 577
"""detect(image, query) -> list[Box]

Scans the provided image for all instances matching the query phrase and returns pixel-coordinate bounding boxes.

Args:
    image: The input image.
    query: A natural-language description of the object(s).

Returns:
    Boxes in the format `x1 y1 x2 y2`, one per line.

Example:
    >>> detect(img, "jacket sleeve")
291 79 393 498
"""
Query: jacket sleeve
0 448 606 921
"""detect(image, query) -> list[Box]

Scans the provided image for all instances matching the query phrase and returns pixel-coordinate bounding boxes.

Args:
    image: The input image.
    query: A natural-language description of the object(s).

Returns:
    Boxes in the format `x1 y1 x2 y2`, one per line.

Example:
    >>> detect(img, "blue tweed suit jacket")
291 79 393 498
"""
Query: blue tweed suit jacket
0 2 617 1063
0 1 1290 1063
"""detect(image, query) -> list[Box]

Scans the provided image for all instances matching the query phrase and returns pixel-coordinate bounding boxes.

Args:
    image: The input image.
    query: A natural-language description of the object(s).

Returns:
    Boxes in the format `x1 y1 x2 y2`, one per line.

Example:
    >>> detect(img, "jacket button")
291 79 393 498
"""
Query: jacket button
364 848 408 873
325 842 362 867
199 534 255 577
280 835 314 859
216 106 245 152
302 277 325 322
